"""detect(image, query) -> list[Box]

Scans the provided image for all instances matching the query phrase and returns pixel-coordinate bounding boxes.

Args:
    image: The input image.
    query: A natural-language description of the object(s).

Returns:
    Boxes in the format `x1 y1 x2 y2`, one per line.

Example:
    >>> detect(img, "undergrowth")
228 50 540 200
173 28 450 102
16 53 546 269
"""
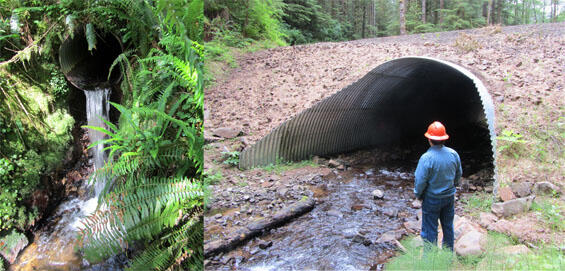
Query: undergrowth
261 159 318 174
387 232 564 270
460 191 494 217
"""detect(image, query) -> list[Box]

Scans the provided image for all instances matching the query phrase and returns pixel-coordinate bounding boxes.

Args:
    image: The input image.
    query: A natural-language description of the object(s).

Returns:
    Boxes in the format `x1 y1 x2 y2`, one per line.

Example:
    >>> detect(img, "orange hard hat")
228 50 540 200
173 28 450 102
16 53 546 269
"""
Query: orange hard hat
425 121 449 140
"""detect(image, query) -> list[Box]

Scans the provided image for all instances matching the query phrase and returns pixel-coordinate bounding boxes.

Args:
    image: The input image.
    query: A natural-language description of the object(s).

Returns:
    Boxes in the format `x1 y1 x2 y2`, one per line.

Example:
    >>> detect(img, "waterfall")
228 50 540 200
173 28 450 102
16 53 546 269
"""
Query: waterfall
84 87 110 197
11 87 116 269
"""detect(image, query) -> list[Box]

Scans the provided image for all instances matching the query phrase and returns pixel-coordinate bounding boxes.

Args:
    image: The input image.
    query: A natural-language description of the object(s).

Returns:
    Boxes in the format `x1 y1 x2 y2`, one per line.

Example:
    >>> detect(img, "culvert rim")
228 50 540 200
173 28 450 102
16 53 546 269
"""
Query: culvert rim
239 56 498 189
59 28 123 90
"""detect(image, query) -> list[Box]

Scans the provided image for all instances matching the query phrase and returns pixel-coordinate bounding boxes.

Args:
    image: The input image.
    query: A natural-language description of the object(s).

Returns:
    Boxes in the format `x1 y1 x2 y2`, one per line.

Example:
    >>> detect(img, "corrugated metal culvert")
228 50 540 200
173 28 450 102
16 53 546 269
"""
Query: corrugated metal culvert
59 27 123 90
240 57 496 183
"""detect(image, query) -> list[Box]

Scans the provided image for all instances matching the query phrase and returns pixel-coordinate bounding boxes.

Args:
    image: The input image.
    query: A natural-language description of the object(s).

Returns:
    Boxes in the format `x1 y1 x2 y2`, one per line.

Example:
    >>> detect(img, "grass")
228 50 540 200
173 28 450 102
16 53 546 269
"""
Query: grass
531 197 565 232
460 191 494 217
387 232 565 270
261 159 318 174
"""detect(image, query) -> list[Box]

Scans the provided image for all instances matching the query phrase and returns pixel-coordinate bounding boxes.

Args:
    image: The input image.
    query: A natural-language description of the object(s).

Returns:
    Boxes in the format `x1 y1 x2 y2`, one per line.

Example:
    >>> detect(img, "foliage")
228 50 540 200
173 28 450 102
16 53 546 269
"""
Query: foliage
386 236 455 270
497 129 527 159
221 150 240 166
261 158 317 174
461 191 493 217
532 198 565 232
79 1 205 270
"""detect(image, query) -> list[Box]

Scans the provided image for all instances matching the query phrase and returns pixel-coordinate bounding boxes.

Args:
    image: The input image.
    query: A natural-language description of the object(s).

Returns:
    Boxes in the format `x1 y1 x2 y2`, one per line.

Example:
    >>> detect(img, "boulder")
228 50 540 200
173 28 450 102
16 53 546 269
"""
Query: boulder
212 127 243 139
510 182 532 198
0 230 29 264
491 195 534 217
372 189 384 199
533 181 561 196
498 186 516 202
455 229 487 256
478 212 498 228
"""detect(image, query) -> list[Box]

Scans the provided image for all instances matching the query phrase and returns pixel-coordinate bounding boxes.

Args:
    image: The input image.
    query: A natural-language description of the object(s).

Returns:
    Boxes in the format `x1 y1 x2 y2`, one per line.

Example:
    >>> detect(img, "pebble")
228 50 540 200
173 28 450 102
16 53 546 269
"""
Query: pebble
372 189 384 199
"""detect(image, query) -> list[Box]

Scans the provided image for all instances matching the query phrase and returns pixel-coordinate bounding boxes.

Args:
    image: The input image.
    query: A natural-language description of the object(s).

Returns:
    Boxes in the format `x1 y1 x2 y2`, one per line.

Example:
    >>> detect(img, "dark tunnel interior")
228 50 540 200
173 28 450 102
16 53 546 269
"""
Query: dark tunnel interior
59 28 122 90
240 57 496 184
59 28 123 124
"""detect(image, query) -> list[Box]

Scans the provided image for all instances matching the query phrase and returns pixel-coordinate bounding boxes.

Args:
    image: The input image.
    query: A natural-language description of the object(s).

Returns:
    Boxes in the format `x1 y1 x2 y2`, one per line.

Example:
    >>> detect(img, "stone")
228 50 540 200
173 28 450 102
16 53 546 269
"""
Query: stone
257 240 273 249
382 208 398 217
327 209 343 218
533 181 561 196
213 127 243 139
0 230 29 264
352 234 372 246
343 229 358 239
337 164 345 170
375 230 405 243
498 186 516 202
499 244 531 255
455 230 487 256
411 199 422 209
478 212 498 228
403 220 420 234
372 189 384 199
510 182 532 198
328 159 342 168
491 195 534 217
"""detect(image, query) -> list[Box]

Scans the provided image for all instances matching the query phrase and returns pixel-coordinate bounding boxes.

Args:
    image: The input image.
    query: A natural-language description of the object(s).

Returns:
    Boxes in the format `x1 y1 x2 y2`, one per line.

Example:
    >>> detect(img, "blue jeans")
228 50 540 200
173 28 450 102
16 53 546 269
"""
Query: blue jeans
421 195 455 250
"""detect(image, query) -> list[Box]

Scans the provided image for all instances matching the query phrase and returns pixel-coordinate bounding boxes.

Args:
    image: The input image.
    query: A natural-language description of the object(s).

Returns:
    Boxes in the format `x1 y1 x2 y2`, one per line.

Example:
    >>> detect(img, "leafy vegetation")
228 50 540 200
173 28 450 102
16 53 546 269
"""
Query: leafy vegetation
75 1 205 270
532 198 565 232
221 150 240 166
460 191 494 217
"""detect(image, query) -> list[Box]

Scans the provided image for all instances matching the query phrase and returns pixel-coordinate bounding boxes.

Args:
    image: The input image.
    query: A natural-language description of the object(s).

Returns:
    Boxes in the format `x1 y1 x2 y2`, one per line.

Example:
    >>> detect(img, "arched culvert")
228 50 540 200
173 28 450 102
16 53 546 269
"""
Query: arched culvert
59 27 123 90
240 57 497 185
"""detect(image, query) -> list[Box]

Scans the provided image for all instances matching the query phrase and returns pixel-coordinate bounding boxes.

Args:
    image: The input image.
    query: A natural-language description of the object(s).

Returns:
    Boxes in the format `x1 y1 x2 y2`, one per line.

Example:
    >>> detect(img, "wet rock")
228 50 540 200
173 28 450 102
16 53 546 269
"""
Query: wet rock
498 186 516 202
214 213 222 219
382 208 398 218
510 182 532 198
213 127 243 139
411 199 422 209
342 229 358 239
0 230 29 264
372 189 384 199
257 239 273 249
491 195 534 217
220 255 234 265
327 209 343 218
533 181 560 196
352 234 372 246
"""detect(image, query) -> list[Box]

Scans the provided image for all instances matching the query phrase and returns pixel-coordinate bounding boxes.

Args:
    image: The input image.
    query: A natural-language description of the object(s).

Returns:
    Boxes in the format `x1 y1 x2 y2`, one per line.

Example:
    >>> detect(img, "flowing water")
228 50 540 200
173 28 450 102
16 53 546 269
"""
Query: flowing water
12 88 114 271
228 167 418 271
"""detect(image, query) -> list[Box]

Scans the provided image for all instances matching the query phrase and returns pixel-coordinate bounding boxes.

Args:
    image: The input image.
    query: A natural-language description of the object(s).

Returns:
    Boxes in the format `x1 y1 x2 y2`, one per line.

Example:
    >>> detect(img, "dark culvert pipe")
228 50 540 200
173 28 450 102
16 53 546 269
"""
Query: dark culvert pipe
240 57 497 185
59 28 123 90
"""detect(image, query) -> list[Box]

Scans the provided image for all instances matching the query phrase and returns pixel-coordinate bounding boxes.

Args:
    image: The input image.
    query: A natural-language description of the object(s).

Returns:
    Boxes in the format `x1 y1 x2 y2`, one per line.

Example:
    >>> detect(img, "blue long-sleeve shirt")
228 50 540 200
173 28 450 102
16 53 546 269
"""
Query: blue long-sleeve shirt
414 145 462 199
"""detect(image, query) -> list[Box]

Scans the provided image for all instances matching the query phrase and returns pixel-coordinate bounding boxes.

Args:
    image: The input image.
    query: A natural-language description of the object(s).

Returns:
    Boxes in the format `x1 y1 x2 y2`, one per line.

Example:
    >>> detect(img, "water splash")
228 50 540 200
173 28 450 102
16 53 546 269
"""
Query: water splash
84 87 110 197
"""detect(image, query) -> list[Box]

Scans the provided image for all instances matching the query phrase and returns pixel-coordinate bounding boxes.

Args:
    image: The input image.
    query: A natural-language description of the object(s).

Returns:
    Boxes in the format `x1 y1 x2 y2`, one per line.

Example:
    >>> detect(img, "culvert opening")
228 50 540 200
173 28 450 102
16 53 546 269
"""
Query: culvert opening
59 27 123 90
240 57 496 185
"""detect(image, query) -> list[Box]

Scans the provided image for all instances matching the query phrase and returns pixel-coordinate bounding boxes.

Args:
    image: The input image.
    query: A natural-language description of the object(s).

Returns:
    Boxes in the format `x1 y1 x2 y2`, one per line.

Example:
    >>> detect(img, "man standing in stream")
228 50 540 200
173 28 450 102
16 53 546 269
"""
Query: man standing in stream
414 121 462 251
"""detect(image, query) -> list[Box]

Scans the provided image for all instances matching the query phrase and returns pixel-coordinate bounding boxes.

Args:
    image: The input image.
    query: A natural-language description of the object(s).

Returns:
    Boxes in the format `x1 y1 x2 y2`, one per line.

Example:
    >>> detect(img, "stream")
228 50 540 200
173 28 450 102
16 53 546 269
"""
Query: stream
11 88 119 271
223 166 418 271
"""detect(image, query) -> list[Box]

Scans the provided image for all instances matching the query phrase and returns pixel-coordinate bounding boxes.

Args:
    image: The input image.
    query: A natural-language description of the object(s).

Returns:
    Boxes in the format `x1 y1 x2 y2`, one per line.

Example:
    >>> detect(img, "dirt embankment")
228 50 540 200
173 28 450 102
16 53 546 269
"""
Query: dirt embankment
204 23 565 267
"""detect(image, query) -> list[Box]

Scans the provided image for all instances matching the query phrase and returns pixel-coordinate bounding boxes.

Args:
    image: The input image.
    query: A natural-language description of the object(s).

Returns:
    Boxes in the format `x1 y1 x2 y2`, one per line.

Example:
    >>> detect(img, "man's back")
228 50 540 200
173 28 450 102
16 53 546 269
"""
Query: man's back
414 145 462 199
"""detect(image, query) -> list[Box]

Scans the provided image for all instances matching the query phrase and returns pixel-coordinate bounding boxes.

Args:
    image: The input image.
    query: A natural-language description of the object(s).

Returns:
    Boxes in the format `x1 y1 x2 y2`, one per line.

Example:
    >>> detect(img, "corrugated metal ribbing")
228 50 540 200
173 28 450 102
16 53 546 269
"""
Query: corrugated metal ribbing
239 57 497 174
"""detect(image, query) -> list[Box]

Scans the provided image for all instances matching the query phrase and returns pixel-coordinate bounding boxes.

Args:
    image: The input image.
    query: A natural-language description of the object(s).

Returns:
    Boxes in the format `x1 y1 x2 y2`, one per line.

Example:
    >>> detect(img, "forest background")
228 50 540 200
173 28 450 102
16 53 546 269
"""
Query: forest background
204 0 564 78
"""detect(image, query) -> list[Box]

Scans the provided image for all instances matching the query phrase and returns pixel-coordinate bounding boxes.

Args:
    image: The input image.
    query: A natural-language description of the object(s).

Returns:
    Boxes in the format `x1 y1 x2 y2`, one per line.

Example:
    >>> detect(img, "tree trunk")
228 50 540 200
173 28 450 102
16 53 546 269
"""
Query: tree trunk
487 0 493 25
400 0 407 35
422 0 426 23
497 0 503 24
362 4 366 38
439 0 444 26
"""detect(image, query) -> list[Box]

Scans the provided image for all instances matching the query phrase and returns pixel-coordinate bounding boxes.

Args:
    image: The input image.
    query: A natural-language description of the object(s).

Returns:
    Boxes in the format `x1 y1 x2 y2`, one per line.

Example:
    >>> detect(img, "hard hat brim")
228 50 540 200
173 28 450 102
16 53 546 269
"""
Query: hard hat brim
425 133 449 140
